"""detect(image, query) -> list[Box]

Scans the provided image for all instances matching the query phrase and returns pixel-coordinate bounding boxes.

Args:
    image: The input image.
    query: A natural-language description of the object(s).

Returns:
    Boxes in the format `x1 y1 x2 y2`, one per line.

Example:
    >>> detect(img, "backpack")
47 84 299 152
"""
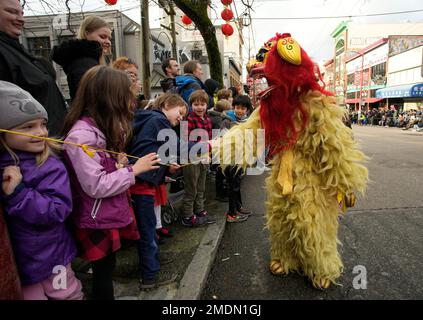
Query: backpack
175 74 204 104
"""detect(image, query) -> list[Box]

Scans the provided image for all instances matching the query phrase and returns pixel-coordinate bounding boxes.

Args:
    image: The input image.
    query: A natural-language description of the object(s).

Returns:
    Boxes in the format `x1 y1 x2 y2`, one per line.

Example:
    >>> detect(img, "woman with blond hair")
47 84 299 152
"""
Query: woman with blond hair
52 16 112 101
112 57 143 109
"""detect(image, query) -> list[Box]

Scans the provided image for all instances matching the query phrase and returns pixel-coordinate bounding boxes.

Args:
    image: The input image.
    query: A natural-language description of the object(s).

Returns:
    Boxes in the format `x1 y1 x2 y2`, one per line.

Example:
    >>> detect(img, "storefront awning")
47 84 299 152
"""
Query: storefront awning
376 83 423 98
366 97 384 103
345 98 384 104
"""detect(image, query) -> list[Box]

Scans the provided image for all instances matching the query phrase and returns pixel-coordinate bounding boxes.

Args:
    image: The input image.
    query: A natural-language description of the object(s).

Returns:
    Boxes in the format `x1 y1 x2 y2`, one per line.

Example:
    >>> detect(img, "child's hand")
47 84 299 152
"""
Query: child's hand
117 153 129 165
165 176 176 183
168 163 181 174
116 153 129 169
132 153 161 176
2 166 22 196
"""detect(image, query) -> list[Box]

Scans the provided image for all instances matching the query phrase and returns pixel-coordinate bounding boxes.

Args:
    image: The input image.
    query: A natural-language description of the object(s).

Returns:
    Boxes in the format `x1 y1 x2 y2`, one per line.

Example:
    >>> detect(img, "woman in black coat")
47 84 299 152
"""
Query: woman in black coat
0 0 67 135
51 16 112 101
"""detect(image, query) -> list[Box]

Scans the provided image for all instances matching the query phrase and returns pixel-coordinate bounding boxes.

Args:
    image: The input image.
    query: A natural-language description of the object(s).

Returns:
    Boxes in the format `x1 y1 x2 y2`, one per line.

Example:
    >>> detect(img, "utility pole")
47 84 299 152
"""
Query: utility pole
169 3 178 60
140 0 151 99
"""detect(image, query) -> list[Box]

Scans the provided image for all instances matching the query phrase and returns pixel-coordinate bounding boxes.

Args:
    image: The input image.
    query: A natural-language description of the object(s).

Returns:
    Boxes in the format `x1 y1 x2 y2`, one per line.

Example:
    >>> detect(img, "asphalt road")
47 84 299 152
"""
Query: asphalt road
201 125 423 300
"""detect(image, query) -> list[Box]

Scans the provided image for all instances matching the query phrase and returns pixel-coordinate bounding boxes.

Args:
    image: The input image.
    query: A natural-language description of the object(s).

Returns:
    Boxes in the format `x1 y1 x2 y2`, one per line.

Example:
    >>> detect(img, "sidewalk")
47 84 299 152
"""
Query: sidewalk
73 174 227 300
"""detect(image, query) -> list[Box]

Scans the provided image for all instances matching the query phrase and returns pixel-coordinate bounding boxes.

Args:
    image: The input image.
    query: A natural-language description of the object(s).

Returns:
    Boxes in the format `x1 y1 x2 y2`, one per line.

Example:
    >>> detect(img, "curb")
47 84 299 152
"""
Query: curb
173 215 226 300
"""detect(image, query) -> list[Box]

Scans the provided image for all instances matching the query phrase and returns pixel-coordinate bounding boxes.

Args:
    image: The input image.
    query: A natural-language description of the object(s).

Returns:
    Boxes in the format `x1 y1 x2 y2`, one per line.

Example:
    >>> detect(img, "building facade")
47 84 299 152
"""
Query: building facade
329 21 423 107
376 36 423 111
345 38 388 111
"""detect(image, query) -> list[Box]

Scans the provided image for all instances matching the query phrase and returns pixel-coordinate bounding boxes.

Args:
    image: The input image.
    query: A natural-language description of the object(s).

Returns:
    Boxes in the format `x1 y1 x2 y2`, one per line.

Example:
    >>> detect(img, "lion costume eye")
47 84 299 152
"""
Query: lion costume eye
276 36 302 66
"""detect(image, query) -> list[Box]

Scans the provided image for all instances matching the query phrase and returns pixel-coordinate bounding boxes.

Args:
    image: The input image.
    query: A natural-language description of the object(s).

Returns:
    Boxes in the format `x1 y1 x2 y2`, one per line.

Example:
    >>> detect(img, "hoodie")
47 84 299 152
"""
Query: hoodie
51 39 102 101
128 109 199 186
128 109 173 186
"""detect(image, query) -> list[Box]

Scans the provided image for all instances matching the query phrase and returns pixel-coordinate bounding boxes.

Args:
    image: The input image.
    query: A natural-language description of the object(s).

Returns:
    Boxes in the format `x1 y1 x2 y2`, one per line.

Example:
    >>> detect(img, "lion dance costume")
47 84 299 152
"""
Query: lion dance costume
213 33 368 289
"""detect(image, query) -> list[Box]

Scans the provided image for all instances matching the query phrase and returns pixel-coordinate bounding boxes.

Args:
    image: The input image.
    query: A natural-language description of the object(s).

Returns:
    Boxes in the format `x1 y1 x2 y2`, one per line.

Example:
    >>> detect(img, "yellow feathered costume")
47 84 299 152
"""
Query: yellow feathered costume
212 33 368 289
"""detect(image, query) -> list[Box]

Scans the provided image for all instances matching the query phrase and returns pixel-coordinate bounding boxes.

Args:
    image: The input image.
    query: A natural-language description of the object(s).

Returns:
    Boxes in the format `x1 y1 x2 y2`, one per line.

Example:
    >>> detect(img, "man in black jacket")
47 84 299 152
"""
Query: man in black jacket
0 0 67 136
160 57 180 93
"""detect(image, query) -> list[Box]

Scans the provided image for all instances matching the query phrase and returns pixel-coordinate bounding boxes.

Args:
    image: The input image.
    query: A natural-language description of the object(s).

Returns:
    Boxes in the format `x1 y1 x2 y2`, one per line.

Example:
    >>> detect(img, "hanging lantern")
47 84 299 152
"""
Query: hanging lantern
181 15 193 25
222 23 234 37
221 8 234 21
104 0 117 5
221 0 233 5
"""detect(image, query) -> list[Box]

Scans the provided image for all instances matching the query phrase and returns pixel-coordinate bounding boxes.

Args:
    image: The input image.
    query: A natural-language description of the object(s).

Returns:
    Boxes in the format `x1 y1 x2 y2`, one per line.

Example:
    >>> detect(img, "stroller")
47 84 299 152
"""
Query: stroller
161 174 185 226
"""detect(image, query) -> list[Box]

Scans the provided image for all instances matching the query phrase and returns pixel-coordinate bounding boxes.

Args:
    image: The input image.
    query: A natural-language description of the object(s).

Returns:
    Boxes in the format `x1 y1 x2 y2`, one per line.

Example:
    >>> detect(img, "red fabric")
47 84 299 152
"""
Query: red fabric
154 184 168 206
73 207 139 262
130 181 155 196
259 33 333 153
187 112 212 141
0 208 23 299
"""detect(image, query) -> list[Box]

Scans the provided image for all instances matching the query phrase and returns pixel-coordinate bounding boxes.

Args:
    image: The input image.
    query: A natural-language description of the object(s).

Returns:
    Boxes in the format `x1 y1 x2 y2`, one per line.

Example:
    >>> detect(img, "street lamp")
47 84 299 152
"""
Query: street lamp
346 49 365 115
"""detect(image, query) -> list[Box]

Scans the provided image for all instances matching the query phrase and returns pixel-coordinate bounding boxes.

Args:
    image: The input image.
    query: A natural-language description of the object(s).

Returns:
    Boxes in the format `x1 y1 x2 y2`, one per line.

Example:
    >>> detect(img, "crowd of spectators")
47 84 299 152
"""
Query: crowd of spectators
349 107 423 132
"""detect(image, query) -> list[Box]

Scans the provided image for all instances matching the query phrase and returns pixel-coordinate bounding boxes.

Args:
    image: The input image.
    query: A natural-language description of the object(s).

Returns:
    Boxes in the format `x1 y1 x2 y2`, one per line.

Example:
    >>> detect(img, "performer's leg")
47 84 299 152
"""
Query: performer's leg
291 189 343 289
265 159 300 276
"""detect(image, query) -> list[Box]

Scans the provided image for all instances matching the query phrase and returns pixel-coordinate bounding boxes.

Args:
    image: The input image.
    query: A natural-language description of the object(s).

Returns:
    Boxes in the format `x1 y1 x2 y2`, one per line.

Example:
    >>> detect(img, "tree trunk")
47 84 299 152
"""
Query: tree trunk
172 0 223 87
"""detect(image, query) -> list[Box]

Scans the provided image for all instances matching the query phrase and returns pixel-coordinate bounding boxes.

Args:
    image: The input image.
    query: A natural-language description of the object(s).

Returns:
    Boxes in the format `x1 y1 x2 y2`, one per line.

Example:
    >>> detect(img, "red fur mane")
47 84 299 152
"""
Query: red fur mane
259 33 333 153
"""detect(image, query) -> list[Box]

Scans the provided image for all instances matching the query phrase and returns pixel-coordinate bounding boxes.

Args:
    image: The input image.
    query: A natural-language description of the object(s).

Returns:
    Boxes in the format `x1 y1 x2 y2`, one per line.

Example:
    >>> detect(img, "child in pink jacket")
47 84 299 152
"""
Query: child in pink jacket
62 66 160 300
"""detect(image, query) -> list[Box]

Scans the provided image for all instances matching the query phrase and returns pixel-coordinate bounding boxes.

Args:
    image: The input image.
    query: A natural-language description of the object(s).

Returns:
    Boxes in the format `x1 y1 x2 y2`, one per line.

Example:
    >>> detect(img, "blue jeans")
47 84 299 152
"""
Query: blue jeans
132 194 160 280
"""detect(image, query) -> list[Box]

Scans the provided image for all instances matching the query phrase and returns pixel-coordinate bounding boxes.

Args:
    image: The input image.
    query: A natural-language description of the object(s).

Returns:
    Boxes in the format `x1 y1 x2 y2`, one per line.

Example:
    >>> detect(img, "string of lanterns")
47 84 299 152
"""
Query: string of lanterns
220 0 234 37
105 0 234 38
104 0 117 5
180 1 234 38
181 14 193 26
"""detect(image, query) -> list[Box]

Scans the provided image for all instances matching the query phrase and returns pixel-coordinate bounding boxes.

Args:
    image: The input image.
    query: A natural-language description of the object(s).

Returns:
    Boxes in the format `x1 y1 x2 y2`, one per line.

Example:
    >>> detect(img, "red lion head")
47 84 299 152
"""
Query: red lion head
255 33 332 152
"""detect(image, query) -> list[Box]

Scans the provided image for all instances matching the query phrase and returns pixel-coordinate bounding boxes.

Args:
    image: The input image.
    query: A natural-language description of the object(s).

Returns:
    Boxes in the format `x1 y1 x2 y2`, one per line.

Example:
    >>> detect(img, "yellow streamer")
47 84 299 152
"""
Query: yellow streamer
0 128 207 167
277 149 294 195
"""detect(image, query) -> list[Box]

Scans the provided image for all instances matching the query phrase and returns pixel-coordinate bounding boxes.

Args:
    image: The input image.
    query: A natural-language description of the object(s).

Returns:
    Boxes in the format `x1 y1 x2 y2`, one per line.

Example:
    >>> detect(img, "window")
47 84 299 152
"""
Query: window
335 39 345 55
347 92 356 99
58 35 74 45
27 37 51 61
347 73 355 86
191 49 202 61
371 62 386 86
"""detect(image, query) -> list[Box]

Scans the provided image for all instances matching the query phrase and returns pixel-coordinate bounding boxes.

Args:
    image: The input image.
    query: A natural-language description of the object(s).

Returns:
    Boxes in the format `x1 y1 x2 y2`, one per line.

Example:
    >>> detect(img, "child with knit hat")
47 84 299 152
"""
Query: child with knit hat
0 81 84 300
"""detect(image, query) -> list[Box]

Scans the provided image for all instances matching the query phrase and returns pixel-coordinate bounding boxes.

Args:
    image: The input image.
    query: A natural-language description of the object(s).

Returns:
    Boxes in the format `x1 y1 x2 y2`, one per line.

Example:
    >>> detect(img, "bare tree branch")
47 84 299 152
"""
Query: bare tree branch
65 0 75 35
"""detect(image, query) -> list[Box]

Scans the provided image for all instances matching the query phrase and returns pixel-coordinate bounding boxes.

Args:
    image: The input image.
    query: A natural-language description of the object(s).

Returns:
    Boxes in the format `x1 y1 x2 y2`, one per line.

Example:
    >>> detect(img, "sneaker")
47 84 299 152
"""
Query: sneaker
140 272 178 290
181 214 208 227
157 227 174 238
196 210 216 224
226 213 248 223
237 207 253 216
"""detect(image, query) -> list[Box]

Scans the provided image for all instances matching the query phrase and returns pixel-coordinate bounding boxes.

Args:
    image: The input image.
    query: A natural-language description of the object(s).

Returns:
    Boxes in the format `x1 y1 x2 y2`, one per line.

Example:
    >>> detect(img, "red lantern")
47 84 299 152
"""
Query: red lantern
105 0 117 5
222 23 234 37
221 0 233 5
181 15 192 25
221 8 234 21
